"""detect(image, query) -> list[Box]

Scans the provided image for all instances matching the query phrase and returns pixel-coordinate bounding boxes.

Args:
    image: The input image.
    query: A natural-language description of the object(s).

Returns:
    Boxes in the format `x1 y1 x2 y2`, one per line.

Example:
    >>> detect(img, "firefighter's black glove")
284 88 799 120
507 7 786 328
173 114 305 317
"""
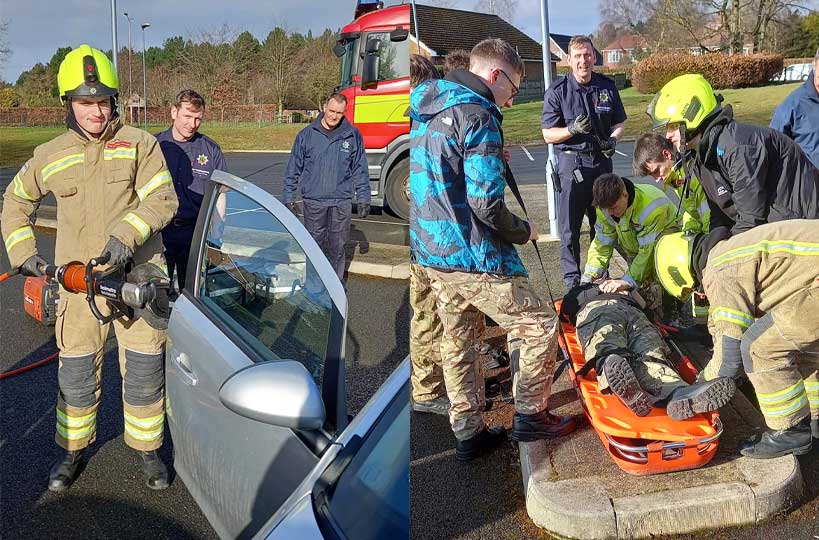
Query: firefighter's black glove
357 203 371 219
600 137 618 158
101 236 134 267
568 114 592 136
21 254 47 277
286 201 299 215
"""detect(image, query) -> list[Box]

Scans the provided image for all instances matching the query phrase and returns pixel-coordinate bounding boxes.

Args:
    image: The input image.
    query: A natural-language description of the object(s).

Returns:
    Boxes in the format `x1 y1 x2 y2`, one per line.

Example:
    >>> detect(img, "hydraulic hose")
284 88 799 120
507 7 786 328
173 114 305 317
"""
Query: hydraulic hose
0 352 59 380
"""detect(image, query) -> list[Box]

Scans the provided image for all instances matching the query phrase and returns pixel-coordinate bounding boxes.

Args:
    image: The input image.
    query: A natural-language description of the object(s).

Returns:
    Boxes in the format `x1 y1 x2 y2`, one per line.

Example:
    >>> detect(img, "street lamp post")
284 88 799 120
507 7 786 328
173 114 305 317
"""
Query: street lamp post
124 12 134 123
141 22 151 130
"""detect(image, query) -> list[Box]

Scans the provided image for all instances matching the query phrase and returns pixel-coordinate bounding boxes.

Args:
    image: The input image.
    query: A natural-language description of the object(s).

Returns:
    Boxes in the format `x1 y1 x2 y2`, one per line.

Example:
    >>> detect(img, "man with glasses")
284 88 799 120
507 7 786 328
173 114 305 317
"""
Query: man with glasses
771 48 819 170
542 36 627 289
410 38 576 461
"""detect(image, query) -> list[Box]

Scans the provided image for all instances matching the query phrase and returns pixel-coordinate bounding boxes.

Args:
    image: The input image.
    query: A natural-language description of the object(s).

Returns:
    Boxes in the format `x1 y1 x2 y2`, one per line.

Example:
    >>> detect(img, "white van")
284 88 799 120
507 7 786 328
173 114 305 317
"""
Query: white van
772 63 813 82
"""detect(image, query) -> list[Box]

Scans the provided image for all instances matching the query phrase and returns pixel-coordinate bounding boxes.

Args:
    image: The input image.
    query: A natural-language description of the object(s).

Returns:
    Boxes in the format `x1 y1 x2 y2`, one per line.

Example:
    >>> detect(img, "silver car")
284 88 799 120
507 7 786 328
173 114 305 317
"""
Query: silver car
165 170 409 540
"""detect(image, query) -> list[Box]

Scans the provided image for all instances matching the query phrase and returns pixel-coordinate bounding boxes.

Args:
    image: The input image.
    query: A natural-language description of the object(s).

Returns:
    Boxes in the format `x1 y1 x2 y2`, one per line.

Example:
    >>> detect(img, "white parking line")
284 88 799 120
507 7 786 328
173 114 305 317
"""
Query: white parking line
521 145 534 161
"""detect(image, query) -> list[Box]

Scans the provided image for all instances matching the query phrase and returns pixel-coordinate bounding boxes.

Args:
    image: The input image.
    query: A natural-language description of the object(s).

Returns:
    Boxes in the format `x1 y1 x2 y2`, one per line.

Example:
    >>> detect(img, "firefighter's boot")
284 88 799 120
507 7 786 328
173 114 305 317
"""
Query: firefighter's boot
138 450 169 490
666 376 736 421
48 449 84 492
740 417 813 459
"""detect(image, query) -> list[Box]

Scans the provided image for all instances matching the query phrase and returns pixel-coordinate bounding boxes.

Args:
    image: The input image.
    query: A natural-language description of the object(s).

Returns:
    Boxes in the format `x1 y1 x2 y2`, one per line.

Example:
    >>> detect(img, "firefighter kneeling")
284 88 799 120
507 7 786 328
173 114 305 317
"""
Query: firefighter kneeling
655 220 819 458
1 45 178 490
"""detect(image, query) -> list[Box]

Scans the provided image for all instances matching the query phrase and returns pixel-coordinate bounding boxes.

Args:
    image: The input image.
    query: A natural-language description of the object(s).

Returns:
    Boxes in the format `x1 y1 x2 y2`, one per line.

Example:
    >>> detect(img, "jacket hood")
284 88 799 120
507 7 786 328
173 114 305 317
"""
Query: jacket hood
697 104 733 162
410 70 501 123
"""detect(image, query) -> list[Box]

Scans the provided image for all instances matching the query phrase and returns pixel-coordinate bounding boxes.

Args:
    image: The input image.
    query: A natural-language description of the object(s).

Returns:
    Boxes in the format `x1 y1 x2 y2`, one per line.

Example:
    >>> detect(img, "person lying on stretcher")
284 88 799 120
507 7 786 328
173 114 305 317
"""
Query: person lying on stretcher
560 282 736 420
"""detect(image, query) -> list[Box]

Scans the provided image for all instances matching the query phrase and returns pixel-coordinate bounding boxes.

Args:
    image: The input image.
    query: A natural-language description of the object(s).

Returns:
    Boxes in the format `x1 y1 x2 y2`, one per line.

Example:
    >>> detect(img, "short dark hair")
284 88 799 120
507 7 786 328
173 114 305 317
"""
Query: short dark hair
633 133 674 176
327 92 348 107
592 173 626 208
174 89 205 110
470 38 524 77
568 36 595 54
444 49 470 74
411 54 439 89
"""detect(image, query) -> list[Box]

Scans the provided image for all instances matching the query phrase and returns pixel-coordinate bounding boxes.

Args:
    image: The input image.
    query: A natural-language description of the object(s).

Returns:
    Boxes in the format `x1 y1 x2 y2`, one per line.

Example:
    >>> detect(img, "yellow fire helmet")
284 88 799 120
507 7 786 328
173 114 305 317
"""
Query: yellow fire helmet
646 74 719 134
57 44 119 104
654 231 697 300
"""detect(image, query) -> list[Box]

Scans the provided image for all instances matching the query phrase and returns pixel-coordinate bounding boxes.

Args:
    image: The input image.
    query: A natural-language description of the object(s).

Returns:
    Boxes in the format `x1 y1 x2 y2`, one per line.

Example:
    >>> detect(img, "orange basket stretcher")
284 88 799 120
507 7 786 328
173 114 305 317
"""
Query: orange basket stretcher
554 299 723 476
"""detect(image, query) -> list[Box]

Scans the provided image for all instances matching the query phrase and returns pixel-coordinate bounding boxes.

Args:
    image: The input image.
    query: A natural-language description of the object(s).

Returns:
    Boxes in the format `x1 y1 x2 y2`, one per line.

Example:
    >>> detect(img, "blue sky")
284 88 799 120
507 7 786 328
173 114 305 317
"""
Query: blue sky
3 0 600 83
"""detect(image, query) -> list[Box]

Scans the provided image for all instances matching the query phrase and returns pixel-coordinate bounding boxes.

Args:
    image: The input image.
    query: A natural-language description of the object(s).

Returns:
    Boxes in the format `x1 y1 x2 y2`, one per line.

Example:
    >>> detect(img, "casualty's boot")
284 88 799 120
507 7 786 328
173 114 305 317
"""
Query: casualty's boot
811 418 819 440
412 396 450 416
455 426 507 462
666 376 736 421
138 450 170 490
602 354 653 417
48 449 84 492
511 410 576 442
740 417 813 459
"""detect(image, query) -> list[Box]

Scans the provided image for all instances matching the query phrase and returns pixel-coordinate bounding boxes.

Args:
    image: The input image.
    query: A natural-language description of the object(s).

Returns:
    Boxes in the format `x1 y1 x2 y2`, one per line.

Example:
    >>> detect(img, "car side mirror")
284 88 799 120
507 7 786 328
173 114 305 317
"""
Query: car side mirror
332 43 346 58
219 361 326 430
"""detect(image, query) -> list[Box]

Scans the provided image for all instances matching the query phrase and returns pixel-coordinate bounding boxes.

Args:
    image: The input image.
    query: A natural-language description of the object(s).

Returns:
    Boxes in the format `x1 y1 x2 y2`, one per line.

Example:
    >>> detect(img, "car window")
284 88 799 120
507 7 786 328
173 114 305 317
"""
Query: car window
324 386 409 539
197 187 335 385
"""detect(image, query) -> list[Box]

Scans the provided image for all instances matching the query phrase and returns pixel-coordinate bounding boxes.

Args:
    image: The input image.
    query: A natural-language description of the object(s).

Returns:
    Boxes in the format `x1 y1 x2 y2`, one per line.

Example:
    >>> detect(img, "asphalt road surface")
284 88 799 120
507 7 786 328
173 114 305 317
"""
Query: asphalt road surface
0 230 409 540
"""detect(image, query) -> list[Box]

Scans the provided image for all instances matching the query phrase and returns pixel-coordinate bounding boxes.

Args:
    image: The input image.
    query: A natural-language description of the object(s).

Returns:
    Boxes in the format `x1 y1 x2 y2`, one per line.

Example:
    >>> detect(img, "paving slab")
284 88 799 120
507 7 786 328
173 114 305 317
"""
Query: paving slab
519 339 805 539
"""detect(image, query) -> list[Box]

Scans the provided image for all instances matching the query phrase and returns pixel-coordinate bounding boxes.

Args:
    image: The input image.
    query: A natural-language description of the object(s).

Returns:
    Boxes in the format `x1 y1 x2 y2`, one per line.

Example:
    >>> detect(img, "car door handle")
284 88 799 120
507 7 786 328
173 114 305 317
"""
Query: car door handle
174 352 198 386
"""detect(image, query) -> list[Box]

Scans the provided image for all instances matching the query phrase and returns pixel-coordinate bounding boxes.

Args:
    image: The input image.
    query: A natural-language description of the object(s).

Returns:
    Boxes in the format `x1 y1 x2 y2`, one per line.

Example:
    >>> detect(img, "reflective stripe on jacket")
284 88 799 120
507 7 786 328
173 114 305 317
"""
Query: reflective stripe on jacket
2 118 177 269
584 180 679 287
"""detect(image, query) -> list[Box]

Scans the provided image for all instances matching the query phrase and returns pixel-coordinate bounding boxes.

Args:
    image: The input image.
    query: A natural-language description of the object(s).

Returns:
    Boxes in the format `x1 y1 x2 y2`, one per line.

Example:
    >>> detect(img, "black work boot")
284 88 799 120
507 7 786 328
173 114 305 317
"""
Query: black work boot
812 418 819 440
456 426 507 462
740 417 813 459
511 410 576 442
138 450 170 490
48 449 84 492
666 376 736 421
603 354 653 417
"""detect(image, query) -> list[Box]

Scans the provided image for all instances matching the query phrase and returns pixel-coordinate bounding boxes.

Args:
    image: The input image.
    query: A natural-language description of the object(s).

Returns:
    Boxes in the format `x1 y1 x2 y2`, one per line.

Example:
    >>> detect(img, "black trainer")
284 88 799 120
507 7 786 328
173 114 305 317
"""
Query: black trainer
603 354 653 417
740 417 813 459
48 449 84 492
412 396 449 416
511 410 576 442
455 426 507 461
666 377 736 421
138 450 170 490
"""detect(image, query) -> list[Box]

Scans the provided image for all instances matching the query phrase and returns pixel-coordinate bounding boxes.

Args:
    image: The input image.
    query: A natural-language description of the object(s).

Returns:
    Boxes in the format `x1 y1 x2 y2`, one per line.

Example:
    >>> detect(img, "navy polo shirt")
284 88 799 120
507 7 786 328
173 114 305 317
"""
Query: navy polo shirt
541 72 627 162
156 129 227 222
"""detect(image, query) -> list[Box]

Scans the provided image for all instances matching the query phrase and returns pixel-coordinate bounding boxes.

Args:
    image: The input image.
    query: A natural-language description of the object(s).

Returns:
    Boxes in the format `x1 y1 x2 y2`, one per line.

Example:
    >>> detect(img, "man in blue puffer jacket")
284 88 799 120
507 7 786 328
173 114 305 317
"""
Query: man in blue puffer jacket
284 93 370 280
410 39 577 461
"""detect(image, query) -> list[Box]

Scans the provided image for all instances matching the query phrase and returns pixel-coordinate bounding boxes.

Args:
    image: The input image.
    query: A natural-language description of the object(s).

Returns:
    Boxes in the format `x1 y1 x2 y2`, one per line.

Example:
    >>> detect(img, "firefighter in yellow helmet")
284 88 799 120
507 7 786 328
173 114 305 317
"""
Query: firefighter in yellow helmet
647 74 819 235
1 45 178 490
654 221 819 458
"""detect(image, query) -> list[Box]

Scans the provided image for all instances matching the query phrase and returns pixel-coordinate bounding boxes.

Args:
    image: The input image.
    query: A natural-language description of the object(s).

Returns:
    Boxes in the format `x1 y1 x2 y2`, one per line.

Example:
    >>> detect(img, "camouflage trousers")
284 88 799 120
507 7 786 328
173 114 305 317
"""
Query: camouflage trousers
741 286 819 430
425 268 558 440
576 299 687 401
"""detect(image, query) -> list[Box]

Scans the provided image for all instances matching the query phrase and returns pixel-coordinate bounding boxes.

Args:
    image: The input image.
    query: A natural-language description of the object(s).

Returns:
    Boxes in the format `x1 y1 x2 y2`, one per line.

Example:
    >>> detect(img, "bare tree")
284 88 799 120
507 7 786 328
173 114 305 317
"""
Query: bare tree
261 26 304 117
474 0 520 22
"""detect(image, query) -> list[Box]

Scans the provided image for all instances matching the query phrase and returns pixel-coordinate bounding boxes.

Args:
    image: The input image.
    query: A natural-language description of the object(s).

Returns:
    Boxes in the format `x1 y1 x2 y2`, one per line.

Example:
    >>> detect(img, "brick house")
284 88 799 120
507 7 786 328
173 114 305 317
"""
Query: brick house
600 33 755 69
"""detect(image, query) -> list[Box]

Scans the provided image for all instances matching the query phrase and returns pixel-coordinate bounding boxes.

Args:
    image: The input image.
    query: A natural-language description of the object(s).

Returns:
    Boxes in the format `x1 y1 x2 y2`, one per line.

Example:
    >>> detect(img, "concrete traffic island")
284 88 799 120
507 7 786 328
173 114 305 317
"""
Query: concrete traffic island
518 340 805 539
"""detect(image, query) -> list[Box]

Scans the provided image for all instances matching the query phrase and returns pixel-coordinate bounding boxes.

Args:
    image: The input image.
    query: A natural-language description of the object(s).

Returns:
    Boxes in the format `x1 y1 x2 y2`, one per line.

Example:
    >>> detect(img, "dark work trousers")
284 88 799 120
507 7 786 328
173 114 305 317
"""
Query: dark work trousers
302 199 352 282
162 224 195 292
556 153 613 288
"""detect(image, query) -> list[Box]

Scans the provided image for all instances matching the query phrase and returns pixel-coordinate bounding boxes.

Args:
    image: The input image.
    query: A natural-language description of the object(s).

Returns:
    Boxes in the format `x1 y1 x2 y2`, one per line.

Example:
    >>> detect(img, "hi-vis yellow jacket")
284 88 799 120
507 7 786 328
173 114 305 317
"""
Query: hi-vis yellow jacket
2 118 177 269
583 181 679 288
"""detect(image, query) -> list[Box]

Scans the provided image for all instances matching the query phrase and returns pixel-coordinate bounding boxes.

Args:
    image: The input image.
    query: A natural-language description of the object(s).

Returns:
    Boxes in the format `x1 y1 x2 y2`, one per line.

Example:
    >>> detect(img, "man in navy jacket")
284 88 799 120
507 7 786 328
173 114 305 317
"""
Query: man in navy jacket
283 93 370 281
771 50 819 170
